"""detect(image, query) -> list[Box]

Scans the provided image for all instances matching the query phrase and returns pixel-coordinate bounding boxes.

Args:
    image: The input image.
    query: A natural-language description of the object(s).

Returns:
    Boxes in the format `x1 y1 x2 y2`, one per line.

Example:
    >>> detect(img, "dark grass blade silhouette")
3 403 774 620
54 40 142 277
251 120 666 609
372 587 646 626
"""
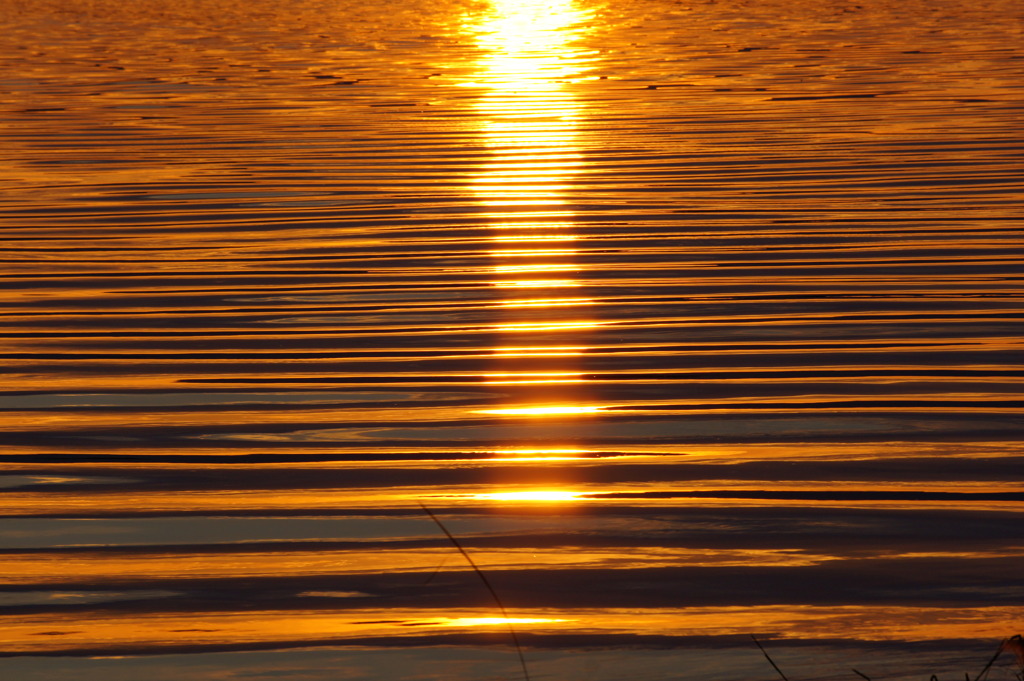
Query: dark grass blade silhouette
751 634 790 681
1005 635 1024 676
974 635 1024 681
848 635 1022 681
419 501 532 681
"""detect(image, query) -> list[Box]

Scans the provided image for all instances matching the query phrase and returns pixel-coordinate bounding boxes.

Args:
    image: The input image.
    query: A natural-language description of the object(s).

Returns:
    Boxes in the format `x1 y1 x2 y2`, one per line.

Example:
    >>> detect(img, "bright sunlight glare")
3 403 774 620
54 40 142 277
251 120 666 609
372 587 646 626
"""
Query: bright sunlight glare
477 405 602 415
474 491 582 501
432 617 571 626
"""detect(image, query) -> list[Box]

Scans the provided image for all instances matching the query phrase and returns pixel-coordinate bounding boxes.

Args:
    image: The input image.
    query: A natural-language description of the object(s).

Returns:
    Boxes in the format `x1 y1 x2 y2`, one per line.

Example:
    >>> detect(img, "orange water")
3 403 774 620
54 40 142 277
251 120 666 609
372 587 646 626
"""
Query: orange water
1 0 1022 678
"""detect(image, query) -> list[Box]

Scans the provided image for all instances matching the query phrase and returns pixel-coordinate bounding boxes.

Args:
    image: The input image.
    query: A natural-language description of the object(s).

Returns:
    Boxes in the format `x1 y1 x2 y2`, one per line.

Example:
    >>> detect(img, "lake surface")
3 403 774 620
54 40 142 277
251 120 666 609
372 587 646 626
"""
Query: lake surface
1 0 1023 679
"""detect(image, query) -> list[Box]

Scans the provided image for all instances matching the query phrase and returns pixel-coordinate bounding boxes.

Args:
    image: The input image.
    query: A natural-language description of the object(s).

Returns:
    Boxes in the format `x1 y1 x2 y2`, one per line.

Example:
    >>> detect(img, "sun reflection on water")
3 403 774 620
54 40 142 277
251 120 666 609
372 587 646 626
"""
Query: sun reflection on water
474 490 582 502
431 616 572 627
477 405 602 415
490 233 577 242
493 279 581 288
491 346 585 357
462 0 597 477
487 448 592 461
490 263 580 273
482 374 585 385
492 321 599 332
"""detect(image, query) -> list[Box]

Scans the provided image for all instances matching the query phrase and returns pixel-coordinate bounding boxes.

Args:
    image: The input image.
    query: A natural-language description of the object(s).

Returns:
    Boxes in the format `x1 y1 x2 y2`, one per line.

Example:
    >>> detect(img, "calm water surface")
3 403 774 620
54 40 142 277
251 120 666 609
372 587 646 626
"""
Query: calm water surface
1 0 1023 679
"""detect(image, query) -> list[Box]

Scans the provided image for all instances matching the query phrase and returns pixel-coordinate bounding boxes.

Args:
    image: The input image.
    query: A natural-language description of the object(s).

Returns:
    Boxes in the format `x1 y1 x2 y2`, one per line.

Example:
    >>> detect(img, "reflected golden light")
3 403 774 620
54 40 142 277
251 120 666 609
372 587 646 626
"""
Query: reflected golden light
473 0 590 55
482 375 584 386
5 605 1022 655
499 298 592 308
465 0 589 233
491 263 579 273
461 0 596 463
493 279 580 288
479 149 580 160
494 321 599 332
478 405 601 415
489 220 576 230
9 538 1024 587
492 249 578 257
474 490 582 501
487 448 590 460
490 234 576 242
491 345 585 357
474 162 580 177
468 11 586 210
480 209 577 219
478 196 570 207
432 616 571 627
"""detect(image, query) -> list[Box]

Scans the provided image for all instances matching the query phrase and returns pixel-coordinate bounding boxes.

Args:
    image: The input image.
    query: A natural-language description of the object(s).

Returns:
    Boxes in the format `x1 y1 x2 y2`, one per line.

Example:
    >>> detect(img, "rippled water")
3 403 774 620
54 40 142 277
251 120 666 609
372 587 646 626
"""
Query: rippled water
1 0 1023 678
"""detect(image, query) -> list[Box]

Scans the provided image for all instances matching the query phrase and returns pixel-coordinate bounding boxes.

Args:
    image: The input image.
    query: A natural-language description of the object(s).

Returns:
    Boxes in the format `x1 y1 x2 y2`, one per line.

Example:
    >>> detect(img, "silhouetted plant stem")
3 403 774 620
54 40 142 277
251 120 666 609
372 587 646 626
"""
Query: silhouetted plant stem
751 634 790 681
974 636 1019 681
419 501 531 681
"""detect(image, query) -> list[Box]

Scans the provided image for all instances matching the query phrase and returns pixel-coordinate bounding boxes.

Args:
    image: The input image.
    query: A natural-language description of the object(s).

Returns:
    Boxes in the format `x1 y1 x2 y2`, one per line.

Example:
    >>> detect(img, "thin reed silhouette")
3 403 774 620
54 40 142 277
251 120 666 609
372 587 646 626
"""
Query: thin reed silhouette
974 636 1024 681
755 634 1023 681
418 501 531 681
752 634 790 681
